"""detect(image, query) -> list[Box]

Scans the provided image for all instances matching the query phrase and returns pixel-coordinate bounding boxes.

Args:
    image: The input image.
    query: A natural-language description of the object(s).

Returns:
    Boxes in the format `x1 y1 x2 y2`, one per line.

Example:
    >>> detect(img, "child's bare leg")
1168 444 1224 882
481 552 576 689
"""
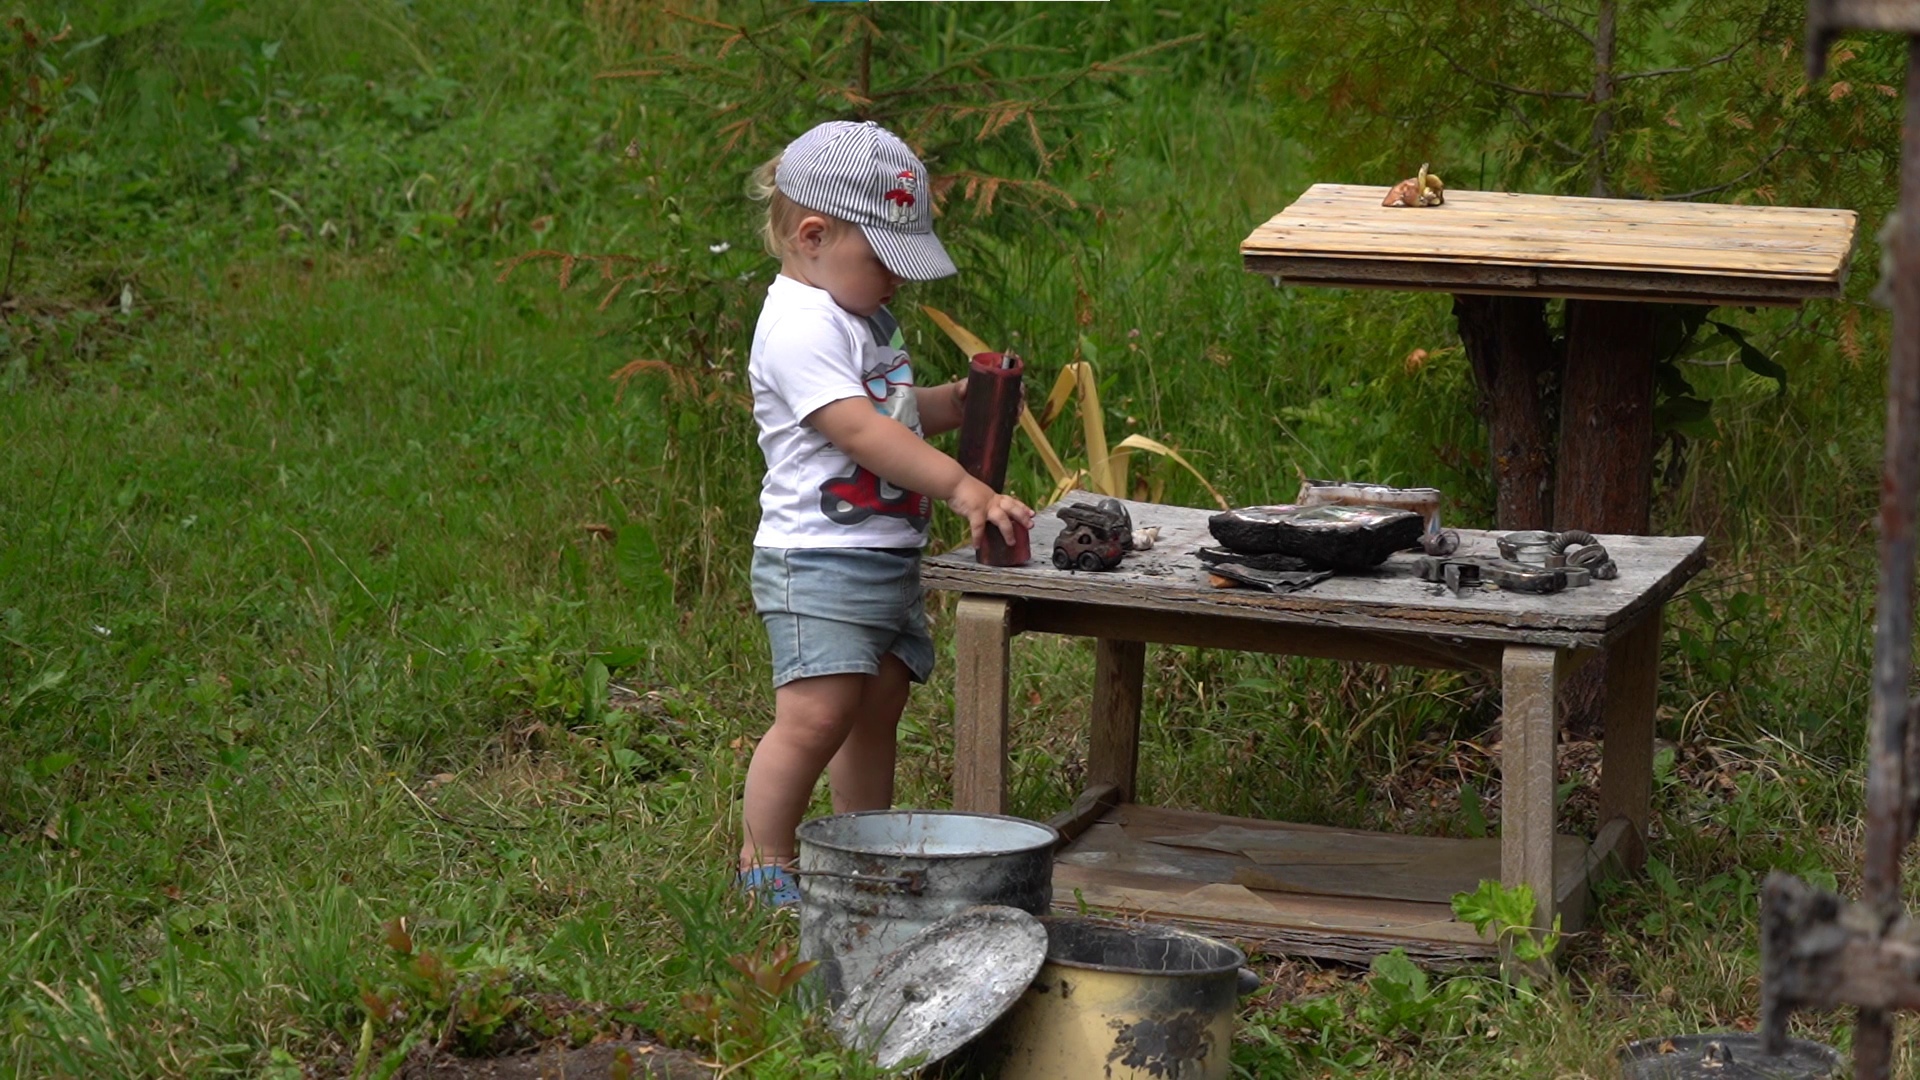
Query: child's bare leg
739 672 865 869
827 654 912 813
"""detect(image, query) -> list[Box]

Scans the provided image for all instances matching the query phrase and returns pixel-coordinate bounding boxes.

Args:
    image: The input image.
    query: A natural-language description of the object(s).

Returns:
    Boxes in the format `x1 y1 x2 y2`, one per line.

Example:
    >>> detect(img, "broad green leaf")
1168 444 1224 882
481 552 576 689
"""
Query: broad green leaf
615 524 673 613
1654 394 1713 438
1707 320 1788 396
583 659 610 727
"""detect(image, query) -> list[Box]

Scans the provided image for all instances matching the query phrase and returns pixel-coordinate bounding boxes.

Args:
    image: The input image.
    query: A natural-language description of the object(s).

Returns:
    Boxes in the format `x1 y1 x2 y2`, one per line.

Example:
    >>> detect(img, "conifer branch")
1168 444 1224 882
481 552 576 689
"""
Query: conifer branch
1503 100 1586 163
1655 142 1793 200
1617 44 1746 82
1428 42 1588 99
1519 0 1596 47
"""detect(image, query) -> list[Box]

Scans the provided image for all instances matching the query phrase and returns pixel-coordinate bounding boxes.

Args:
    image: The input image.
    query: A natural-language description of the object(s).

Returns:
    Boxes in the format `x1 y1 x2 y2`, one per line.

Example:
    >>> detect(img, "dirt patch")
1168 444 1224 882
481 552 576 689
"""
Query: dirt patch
1378 730 1762 841
1242 954 1364 1009
398 1040 712 1079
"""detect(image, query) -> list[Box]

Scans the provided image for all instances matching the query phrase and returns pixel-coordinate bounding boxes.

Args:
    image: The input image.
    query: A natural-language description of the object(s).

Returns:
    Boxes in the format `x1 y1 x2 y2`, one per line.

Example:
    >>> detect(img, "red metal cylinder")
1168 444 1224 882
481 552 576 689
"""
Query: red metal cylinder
957 352 1030 566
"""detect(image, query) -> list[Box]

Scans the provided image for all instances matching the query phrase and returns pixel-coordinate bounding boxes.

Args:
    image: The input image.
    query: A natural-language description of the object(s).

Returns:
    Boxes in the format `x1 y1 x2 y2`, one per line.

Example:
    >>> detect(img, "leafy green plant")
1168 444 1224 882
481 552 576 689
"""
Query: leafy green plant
1239 948 1485 1072
653 880 820 1060
673 941 817 1056
356 916 579 1071
1673 589 1788 731
1651 305 1790 439
1452 879 1562 970
1 17 97 304
468 616 587 721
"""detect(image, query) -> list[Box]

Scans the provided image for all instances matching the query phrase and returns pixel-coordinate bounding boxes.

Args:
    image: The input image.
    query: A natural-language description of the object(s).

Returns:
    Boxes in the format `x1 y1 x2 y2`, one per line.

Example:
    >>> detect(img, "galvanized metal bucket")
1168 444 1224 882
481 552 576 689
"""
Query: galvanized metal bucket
987 916 1247 1080
795 810 1058 1005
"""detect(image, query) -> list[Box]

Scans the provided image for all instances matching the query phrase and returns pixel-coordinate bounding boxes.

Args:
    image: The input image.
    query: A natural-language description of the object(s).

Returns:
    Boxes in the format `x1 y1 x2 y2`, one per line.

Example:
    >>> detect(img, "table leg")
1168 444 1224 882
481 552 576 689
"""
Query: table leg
1088 639 1146 803
953 596 1014 814
1501 645 1565 935
1597 609 1662 871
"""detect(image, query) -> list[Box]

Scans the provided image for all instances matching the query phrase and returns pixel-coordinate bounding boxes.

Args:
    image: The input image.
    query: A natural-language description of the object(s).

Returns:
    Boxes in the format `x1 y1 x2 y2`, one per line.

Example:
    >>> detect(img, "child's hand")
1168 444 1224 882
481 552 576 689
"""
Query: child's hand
947 477 1035 551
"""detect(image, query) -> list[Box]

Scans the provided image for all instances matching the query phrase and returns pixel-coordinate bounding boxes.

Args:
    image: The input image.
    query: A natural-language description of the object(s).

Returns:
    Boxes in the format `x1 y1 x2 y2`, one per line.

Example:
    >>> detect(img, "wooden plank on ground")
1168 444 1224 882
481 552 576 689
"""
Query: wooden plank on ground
1051 862 1496 967
1229 835 1588 904
1049 803 1607 965
1144 822 1457 861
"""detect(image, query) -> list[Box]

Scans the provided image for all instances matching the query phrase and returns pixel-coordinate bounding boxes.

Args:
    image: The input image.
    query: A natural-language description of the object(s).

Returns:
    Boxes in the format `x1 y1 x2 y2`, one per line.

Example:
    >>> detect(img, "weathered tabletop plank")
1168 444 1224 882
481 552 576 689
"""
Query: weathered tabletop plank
922 493 1707 650
1244 221 1845 277
1239 184 1858 305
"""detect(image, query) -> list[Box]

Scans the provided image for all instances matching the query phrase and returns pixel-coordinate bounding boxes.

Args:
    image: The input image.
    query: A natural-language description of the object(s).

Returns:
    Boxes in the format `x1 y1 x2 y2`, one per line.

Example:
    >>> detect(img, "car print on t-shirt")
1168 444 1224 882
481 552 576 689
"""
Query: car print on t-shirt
817 323 932 531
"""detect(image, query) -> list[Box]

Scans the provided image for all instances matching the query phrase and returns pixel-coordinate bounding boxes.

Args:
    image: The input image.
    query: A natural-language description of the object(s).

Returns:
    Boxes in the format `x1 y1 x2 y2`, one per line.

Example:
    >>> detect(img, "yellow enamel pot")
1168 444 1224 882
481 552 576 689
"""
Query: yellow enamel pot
986 917 1247 1080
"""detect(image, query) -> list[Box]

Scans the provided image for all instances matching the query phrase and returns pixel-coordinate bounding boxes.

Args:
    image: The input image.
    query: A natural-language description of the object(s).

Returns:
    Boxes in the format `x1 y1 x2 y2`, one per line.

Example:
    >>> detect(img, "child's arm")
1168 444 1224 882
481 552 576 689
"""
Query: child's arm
809 398 1033 548
915 379 966 437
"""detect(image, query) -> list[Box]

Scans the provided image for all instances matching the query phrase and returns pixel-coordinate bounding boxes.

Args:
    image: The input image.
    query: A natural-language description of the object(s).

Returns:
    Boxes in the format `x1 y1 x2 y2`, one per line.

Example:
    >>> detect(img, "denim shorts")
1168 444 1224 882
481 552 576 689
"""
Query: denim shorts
750 546 936 689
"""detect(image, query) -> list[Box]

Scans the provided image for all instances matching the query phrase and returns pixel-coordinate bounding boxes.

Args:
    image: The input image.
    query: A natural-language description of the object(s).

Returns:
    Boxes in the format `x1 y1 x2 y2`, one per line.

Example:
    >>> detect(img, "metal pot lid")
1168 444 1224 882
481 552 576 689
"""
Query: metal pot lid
829 905 1048 1072
1618 1034 1841 1079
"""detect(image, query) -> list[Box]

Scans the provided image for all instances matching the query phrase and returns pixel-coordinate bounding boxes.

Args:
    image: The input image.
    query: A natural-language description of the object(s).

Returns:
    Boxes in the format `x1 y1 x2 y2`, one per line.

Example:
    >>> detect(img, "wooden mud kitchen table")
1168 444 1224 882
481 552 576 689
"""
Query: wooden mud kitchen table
926 495 1704 965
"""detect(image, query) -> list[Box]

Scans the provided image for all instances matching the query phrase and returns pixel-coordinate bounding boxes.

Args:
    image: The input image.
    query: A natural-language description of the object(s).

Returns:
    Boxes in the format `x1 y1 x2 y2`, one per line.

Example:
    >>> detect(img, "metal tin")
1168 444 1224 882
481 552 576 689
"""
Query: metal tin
796 810 1058 1005
986 917 1247 1080
1498 529 1558 566
1297 479 1444 535
1618 1033 1840 1079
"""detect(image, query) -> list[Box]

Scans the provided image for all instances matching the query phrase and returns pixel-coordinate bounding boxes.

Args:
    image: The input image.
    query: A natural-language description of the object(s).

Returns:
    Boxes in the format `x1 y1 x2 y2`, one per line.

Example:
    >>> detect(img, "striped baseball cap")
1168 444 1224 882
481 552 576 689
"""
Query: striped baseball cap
775 120 956 281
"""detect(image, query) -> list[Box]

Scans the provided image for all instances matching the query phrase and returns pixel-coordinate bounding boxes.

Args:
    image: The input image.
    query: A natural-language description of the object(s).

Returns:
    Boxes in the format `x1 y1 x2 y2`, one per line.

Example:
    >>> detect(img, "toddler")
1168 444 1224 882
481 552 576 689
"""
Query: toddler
737 120 1033 905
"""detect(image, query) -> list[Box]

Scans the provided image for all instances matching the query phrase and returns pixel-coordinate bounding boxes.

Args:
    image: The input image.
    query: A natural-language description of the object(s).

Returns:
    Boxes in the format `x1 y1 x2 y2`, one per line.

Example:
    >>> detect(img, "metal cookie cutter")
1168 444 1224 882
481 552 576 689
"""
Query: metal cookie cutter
1497 530 1557 566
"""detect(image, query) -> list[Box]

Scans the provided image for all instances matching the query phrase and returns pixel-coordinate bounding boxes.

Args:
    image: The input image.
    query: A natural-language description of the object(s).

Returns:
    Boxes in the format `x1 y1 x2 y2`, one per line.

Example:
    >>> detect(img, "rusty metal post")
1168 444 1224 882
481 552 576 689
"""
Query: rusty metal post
1790 7 1920 1077
1855 35 1920 1079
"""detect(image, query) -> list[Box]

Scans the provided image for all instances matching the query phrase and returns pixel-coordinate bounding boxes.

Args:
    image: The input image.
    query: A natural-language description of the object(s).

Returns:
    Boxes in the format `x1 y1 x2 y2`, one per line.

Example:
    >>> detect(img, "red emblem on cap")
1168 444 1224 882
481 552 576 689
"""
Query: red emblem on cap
883 170 918 224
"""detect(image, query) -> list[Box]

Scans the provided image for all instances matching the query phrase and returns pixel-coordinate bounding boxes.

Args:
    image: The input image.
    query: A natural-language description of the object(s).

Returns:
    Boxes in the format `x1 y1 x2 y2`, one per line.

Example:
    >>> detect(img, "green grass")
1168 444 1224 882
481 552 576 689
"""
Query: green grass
2 0 1915 1075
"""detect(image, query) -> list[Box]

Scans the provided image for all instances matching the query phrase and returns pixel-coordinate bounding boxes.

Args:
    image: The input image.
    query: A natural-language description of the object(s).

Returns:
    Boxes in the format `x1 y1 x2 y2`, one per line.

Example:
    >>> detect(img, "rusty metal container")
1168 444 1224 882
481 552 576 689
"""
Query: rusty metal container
987 917 1247 1080
795 810 1057 1005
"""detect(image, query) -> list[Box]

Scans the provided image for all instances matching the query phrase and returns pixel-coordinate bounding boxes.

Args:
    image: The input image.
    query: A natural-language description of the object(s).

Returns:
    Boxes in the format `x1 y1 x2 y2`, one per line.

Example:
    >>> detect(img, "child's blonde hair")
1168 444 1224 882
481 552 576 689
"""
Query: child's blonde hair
750 153 851 260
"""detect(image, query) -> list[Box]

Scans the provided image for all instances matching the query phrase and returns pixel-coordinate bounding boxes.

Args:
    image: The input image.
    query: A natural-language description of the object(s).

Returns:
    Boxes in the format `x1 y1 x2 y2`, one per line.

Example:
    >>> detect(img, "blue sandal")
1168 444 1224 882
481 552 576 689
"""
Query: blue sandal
736 864 801 908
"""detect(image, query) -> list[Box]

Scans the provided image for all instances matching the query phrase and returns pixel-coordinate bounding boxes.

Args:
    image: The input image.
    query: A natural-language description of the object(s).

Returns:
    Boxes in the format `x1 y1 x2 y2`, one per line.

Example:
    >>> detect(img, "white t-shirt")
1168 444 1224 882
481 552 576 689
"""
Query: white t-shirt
750 275 932 549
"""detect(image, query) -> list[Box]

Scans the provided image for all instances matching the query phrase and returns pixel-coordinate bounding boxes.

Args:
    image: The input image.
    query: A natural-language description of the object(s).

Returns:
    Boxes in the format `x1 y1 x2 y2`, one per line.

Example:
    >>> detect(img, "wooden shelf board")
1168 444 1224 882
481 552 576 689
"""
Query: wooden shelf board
1050 803 1604 968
